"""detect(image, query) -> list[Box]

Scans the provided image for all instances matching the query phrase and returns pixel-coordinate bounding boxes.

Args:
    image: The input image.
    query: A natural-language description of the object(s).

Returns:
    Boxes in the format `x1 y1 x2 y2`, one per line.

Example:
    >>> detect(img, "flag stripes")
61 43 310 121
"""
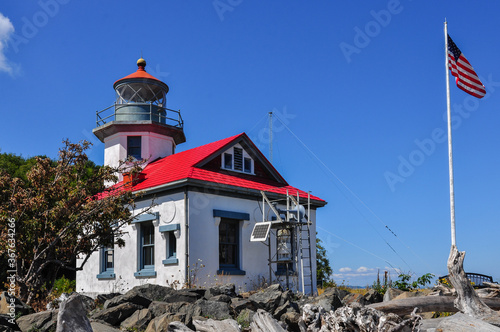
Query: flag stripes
447 35 486 99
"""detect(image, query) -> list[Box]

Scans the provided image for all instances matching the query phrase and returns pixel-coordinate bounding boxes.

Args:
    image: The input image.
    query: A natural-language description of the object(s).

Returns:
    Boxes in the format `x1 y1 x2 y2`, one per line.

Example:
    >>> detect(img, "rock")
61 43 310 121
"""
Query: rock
167 321 194 331
195 299 231 320
147 301 201 329
342 293 368 306
0 314 19 331
90 321 122 332
145 312 188 332
248 284 285 313
119 308 151 330
311 287 344 312
280 311 300 332
16 310 58 332
273 300 298 320
250 309 286 332
320 287 350 301
383 287 404 302
105 284 179 310
91 302 143 326
50 293 94 313
363 289 383 304
230 298 257 315
437 312 500 331
193 318 240 332
56 293 92 332
393 290 429 300
235 309 254 330
0 292 33 317
163 290 202 304
204 284 236 299
208 294 232 303
103 292 151 310
95 293 121 307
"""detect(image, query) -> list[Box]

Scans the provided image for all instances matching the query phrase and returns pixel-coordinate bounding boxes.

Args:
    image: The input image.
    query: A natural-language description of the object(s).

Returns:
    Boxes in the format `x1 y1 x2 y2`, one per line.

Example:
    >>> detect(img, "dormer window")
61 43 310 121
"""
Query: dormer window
222 145 253 174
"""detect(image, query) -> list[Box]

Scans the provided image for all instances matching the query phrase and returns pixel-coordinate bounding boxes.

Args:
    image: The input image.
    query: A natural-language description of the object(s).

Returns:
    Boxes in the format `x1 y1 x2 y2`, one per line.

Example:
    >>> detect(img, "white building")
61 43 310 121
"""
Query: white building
76 58 326 297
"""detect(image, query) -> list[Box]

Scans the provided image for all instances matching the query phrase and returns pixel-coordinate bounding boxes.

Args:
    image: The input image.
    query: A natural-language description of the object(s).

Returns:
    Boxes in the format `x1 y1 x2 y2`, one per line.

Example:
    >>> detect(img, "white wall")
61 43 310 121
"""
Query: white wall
103 131 175 180
76 193 186 297
76 189 318 297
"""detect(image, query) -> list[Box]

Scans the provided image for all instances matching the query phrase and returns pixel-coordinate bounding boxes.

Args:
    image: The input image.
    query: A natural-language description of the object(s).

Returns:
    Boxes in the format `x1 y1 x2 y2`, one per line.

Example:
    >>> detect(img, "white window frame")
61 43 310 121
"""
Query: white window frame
221 144 254 174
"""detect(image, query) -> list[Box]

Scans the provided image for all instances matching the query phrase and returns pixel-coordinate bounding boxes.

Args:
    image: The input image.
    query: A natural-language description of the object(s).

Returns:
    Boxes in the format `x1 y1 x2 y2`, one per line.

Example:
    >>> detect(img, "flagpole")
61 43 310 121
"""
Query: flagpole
444 20 457 247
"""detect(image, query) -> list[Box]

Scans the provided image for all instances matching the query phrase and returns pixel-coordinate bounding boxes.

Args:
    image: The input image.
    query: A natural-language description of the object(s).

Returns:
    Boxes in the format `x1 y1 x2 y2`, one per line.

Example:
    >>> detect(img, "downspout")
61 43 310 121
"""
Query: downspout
184 188 190 286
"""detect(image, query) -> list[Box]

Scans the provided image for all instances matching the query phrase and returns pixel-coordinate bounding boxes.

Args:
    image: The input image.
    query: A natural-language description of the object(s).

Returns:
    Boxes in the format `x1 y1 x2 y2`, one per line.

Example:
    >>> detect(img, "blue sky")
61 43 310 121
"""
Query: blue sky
1 1 500 287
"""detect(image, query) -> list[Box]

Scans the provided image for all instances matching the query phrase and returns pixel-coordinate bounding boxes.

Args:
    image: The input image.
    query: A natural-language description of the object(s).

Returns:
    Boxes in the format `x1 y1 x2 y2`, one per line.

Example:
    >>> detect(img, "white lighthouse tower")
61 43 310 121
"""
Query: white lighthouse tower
93 58 185 173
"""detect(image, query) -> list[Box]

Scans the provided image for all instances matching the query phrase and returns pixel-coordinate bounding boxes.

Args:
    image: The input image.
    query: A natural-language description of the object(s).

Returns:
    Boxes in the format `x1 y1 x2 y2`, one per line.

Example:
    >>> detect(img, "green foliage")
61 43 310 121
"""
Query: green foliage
0 152 46 182
0 140 153 305
51 276 76 298
316 235 333 286
393 272 434 291
372 270 391 295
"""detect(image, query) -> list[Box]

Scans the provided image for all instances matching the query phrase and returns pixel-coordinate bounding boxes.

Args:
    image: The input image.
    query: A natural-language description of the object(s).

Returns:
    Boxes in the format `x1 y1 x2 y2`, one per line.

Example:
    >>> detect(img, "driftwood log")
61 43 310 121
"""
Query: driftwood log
447 245 495 318
368 296 500 316
436 313 500 331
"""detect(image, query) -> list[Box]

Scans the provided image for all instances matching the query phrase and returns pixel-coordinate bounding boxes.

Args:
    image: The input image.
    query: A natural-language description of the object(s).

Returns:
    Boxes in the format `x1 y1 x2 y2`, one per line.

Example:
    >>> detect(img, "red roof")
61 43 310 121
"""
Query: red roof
114 66 161 84
116 133 325 203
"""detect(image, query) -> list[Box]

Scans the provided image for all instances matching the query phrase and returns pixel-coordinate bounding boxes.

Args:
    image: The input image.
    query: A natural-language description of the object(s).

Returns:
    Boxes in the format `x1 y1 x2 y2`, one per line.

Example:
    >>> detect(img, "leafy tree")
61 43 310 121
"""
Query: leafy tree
0 140 151 305
316 235 333 286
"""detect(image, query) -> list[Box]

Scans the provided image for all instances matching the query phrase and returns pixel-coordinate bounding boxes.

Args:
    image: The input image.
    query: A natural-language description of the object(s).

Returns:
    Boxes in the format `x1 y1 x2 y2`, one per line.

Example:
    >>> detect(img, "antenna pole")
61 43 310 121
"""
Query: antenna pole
269 112 273 163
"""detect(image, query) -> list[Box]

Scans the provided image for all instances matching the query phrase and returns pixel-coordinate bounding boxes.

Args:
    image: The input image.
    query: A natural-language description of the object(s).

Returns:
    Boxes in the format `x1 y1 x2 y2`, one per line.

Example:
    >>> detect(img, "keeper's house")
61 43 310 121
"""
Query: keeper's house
76 58 326 296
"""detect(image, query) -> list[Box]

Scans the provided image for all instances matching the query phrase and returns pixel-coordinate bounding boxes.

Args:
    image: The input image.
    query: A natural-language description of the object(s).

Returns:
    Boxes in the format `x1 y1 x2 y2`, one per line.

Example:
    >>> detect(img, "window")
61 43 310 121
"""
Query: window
168 232 177 259
276 228 294 275
159 223 179 265
142 222 154 268
224 153 232 169
219 219 238 269
244 157 252 173
97 245 115 279
127 136 142 160
222 146 253 174
134 221 156 277
214 210 247 276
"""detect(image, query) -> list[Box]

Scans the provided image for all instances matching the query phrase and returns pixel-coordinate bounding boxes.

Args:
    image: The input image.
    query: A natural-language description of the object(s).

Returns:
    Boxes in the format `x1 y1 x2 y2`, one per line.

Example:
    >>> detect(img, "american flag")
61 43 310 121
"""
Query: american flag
447 35 486 99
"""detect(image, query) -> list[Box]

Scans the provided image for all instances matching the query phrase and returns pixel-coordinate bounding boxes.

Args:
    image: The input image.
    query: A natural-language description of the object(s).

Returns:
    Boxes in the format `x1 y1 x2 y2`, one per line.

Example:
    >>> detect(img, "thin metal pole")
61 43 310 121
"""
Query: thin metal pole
444 21 457 247
269 112 273 163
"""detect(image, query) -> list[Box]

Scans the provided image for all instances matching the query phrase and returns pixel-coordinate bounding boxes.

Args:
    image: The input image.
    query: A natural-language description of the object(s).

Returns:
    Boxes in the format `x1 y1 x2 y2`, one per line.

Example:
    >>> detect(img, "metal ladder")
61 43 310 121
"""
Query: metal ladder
298 221 314 295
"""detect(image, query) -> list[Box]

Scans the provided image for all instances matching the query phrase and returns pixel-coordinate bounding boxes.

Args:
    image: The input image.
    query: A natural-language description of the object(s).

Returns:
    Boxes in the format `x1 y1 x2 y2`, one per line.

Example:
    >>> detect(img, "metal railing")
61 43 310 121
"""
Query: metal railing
439 273 496 288
96 103 183 129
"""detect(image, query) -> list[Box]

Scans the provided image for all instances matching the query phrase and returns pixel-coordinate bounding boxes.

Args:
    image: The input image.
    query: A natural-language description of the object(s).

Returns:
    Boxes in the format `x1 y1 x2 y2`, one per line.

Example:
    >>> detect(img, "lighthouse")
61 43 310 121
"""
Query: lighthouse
93 58 185 172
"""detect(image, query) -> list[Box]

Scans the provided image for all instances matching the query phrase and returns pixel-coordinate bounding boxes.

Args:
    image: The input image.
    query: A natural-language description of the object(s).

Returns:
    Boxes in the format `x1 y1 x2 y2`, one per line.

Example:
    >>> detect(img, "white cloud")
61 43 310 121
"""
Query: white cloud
357 266 369 273
339 267 352 273
0 12 14 75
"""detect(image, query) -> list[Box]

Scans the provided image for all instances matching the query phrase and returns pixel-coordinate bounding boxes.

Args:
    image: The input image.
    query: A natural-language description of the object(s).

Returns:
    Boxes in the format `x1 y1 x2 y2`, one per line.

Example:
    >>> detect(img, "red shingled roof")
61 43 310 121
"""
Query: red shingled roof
116 133 324 203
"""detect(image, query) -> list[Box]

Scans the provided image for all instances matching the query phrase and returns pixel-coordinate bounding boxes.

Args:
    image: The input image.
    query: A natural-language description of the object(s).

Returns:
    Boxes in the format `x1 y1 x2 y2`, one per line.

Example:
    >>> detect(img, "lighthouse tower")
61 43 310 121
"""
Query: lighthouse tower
93 58 185 171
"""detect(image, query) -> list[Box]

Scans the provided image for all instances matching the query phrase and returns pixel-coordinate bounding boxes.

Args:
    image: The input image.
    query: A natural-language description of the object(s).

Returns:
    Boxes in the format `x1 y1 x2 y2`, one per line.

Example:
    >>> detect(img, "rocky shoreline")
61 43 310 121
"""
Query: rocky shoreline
2 283 500 331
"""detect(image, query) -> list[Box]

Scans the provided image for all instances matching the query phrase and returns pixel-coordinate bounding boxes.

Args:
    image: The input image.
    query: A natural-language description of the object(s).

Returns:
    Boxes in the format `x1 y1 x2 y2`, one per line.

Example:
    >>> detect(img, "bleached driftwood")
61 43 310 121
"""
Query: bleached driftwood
484 282 500 289
368 296 500 316
436 312 500 331
250 309 286 332
447 245 495 318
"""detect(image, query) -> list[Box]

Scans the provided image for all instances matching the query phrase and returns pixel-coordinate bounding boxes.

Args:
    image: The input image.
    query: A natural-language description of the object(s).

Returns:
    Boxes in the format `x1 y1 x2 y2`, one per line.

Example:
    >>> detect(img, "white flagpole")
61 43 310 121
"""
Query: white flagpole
444 21 457 247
